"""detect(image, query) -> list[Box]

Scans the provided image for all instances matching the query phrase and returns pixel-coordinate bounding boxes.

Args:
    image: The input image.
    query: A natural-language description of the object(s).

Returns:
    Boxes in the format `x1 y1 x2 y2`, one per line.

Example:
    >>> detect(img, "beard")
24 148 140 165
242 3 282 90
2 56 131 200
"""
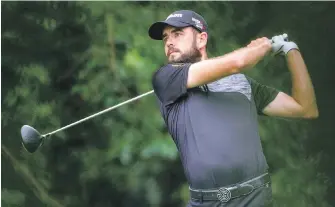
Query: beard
168 42 202 64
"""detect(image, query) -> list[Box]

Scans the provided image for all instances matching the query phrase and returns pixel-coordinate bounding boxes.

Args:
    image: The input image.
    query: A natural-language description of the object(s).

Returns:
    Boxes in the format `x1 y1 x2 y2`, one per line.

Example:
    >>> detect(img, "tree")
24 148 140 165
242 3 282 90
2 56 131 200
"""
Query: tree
2 2 334 206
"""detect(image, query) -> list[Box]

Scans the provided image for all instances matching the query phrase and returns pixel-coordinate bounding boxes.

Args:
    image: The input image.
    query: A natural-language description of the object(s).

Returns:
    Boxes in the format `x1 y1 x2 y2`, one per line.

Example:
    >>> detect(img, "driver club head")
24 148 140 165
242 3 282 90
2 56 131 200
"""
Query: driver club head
21 125 45 153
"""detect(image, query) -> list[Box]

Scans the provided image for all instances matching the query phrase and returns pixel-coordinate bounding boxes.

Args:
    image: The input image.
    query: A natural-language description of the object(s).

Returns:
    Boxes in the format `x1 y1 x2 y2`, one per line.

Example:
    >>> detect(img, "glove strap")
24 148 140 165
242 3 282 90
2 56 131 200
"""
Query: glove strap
283 42 299 55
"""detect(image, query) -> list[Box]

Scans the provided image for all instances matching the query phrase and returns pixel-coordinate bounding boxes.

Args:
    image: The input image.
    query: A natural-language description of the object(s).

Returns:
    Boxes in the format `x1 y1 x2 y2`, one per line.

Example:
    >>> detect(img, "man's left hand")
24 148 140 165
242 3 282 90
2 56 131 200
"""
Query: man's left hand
271 33 299 56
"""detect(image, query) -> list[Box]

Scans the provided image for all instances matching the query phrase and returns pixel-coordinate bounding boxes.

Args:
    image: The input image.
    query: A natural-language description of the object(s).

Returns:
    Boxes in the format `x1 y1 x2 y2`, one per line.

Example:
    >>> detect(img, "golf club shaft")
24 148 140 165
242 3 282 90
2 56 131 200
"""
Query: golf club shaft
39 35 286 138
43 90 154 137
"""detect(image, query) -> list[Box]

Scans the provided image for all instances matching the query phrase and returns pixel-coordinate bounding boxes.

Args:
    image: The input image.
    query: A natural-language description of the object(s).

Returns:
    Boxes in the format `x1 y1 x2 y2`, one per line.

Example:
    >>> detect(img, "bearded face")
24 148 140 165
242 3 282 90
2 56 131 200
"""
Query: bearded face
163 26 202 64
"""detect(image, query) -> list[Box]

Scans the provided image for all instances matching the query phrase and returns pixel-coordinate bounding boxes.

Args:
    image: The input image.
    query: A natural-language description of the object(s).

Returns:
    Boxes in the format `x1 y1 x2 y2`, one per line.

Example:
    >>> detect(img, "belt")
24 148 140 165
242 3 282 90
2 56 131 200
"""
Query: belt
189 173 270 203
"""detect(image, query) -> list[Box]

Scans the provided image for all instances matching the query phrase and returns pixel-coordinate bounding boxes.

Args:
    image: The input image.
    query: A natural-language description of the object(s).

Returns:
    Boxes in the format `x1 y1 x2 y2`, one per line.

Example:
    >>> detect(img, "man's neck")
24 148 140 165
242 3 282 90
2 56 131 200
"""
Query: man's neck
201 51 208 61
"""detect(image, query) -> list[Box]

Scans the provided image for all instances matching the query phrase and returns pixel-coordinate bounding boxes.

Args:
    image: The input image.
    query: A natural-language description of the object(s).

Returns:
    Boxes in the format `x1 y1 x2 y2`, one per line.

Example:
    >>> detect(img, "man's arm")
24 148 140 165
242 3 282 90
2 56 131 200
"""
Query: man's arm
152 37 271 107
263 50 319 119
187 37 272 88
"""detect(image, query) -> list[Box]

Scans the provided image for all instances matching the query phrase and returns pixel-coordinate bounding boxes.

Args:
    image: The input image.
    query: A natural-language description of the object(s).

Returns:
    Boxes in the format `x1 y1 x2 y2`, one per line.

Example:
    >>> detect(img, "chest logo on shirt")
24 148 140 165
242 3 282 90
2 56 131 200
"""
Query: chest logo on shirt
170 63 185 68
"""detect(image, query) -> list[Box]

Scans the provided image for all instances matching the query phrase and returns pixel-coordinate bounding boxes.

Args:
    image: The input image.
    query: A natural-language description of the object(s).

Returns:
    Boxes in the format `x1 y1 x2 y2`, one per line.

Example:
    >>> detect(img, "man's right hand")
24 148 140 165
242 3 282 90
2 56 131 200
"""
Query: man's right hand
247 37 272 52
241 37 272 70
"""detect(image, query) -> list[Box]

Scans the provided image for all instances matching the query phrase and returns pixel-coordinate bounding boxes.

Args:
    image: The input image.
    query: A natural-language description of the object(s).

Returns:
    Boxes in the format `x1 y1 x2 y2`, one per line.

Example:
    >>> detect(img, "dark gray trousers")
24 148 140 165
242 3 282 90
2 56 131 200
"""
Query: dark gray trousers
187 183 273 207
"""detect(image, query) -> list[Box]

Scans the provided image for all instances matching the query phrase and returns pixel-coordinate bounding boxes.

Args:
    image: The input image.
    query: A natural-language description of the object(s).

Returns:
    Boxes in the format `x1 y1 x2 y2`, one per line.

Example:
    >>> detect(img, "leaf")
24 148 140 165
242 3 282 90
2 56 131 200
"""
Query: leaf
1 189 26 205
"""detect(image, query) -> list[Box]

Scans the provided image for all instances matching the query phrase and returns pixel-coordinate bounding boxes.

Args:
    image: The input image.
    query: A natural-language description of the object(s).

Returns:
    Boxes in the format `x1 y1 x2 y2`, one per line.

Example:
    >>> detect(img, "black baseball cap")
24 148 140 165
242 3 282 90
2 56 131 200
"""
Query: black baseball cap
148 10 208 40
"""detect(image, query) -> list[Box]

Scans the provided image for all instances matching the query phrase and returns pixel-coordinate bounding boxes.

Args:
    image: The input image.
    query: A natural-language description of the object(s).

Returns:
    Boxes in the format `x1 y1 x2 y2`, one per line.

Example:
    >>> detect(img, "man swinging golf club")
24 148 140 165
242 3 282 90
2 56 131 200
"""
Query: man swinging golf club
148 10 318 206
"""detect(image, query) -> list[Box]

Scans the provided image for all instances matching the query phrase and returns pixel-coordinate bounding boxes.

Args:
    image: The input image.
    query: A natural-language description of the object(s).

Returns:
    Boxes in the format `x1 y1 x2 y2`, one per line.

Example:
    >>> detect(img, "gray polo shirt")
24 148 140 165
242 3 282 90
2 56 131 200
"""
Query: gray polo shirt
152 63 279 189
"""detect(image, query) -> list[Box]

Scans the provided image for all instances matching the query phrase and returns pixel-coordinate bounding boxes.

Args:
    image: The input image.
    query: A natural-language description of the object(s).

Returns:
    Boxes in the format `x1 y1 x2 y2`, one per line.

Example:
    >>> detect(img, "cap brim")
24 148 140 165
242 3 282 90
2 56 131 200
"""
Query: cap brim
148 21 190 40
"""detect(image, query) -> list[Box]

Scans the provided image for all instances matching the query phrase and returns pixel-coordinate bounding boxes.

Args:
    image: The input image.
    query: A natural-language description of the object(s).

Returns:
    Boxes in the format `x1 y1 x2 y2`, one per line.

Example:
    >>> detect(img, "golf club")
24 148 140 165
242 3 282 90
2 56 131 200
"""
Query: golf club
21 90 154 153
20 33 289 154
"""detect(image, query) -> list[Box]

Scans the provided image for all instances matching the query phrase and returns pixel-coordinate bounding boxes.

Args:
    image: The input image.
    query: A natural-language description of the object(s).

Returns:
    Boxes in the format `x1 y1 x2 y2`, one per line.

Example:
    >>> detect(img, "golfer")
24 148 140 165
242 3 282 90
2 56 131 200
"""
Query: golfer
148 10 318 207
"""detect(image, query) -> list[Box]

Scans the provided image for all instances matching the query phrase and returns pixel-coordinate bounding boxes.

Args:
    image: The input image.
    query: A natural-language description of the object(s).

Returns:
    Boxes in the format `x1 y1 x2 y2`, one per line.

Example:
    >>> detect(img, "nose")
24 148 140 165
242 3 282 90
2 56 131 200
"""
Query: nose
165 35 174 47
165 36 174 47
165 40 174 55
167 44 174 51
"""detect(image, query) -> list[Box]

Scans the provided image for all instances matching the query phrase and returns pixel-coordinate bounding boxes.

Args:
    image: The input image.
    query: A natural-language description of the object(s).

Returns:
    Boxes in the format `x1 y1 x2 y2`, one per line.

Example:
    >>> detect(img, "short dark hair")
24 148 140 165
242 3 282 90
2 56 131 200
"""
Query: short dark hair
191 27 201 35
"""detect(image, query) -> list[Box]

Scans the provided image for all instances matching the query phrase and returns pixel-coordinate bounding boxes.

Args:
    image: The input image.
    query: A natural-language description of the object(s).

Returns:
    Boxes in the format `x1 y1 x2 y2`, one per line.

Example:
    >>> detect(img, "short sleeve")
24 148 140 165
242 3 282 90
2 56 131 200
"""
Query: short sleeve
246 77 280 115
152 63 191 106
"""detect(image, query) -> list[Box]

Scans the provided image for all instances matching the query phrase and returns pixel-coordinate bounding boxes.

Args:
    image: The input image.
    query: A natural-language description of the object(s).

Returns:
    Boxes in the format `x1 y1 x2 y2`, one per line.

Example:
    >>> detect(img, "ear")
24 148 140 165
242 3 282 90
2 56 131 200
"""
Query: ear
197 32 208 50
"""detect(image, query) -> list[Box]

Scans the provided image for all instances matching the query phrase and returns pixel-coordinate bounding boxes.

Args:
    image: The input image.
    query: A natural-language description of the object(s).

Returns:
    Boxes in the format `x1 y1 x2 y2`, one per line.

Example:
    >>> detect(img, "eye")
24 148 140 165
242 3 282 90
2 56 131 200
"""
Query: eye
162 37 168 44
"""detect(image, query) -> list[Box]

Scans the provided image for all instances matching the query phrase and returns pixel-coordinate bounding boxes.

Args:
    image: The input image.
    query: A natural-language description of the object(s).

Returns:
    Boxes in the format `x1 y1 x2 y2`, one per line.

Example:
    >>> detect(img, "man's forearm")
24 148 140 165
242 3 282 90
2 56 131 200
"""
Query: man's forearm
287 50 319 117
187 38 271 88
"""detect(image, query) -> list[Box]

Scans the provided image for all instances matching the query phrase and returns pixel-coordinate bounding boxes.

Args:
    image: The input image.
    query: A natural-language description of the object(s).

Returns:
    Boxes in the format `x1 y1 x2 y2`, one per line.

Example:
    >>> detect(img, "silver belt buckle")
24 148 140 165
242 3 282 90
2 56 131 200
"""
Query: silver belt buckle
217 187 231 203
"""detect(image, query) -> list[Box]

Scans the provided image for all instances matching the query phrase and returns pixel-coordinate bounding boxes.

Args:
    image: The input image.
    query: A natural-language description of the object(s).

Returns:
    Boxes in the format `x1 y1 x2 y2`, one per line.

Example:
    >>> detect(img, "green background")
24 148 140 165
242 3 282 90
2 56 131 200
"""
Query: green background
2 2 335 207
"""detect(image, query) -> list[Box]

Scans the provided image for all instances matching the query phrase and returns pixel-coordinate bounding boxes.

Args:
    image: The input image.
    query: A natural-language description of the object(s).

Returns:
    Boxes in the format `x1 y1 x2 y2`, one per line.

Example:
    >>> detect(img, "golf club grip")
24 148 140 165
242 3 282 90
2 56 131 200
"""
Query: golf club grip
44 90 155 136
270 33 288 43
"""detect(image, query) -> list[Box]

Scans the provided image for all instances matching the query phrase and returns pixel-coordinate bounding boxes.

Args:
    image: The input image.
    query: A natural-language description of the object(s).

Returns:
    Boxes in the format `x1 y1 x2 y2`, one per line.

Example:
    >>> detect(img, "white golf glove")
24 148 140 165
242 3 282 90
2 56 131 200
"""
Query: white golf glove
271 33 299 56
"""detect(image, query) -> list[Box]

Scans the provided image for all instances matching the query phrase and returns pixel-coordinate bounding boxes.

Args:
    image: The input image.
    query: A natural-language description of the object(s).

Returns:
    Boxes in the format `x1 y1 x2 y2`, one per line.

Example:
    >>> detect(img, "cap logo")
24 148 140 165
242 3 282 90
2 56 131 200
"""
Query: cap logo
192 17 204 30
166 13 182 20
192 18 201 24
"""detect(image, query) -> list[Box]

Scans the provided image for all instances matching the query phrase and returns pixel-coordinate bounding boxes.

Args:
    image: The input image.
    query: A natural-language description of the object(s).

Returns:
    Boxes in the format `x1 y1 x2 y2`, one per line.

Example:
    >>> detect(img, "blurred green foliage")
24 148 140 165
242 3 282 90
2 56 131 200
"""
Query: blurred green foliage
2 2 335 207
